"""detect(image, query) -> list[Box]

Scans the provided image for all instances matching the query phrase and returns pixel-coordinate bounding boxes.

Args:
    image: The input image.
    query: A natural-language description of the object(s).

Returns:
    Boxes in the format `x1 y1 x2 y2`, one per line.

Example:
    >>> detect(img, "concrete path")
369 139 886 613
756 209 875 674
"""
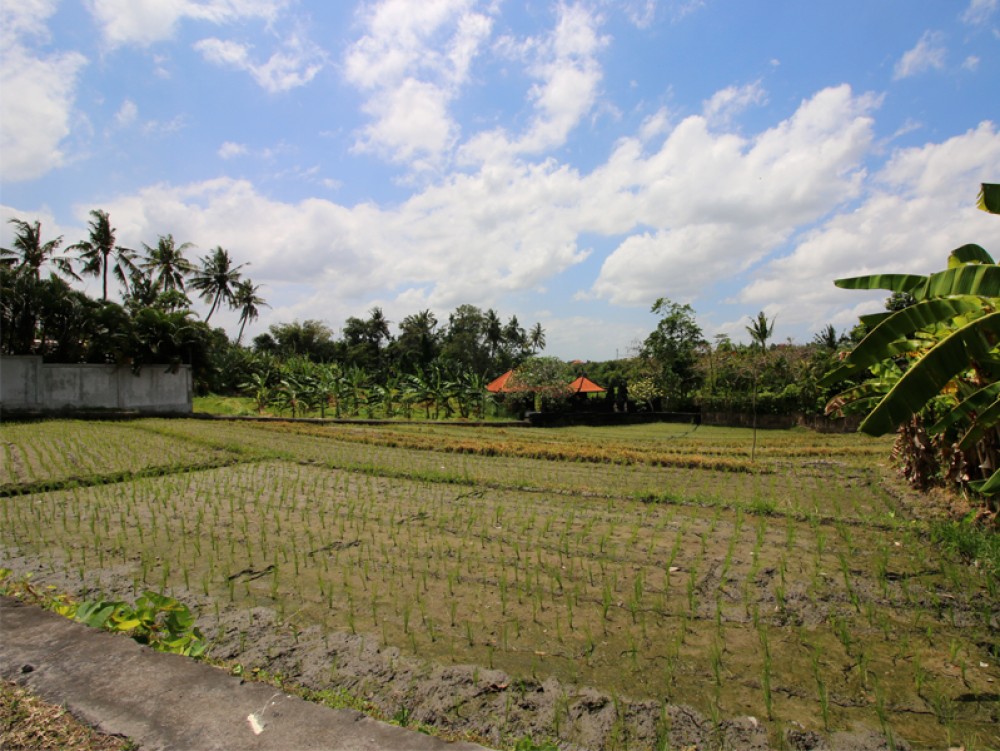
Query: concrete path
0 597 487 751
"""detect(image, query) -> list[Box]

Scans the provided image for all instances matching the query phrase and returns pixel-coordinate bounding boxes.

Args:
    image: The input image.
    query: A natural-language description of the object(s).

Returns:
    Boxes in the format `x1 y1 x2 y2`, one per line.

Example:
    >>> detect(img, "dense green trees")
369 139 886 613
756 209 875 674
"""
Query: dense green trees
1 213 258 386
640 298 705 409
4 209 857 426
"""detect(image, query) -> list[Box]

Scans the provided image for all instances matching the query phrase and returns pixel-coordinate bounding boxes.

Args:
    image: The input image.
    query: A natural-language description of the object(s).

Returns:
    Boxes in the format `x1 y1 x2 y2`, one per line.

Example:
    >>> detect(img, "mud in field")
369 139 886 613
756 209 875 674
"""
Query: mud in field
2 552 908 751
2 422 997 750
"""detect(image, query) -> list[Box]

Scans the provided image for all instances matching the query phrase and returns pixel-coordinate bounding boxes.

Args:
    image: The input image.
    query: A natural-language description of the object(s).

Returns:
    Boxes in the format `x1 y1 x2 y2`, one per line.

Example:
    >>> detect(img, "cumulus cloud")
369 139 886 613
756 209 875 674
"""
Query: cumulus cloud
195 33 325 92
0 1 87 181
459 3 609 163
92 163 589 321
738 121 1000 332
344 0 495 168
88 0 284 48
702 80 767 129
588 85 878 305
893 30 947 79
81 84 891 345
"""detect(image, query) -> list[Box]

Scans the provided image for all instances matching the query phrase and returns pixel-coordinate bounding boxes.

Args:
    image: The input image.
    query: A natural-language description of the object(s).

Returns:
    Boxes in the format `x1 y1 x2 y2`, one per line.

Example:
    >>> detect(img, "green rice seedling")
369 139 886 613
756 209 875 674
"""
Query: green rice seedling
686 566 698 615
810 647 830 731
710 638 722 687
759 625 773 720
838 552 859 612
857 647 871 689
872 674 896 751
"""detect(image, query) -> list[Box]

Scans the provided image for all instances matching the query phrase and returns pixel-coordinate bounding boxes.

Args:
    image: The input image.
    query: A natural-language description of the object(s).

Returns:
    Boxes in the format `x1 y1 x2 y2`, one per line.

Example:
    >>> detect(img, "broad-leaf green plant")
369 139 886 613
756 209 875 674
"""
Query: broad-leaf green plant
824 234 999 501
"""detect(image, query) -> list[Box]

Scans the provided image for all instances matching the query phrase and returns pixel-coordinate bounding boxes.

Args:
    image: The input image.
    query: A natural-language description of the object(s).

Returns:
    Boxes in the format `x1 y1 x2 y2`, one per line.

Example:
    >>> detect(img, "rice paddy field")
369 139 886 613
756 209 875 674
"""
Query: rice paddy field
1 417 997 750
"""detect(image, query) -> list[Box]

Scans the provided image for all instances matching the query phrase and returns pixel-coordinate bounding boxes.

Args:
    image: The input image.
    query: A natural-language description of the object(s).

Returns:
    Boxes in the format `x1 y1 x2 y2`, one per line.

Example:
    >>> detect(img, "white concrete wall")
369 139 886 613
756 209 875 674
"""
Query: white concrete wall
0 356 39 407
1 356 192 413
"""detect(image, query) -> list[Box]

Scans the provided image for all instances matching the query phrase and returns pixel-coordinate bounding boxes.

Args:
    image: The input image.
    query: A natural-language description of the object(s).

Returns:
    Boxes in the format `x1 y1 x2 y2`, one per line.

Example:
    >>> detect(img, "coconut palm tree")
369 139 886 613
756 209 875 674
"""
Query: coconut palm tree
745 311 774 461
396 309 439 371
233 278 267 344
2 218 76 281
189 246 246 323
69 210 137 300
2 219 78 355
528 321 546 353
484 308 503 359
141 234 194 293
746 311 775 351
811 324 840 350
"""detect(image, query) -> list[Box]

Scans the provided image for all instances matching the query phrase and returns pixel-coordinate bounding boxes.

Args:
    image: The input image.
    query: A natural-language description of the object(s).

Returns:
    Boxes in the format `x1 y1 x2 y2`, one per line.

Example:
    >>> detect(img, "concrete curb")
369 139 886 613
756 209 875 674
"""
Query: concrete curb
0 597 487 751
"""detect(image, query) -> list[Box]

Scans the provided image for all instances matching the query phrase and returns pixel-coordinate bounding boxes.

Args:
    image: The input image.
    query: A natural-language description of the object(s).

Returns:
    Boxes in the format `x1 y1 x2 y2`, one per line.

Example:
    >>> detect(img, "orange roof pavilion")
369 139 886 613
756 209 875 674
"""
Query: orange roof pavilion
487 371 607 395
568 376 605 394
486 370 516 393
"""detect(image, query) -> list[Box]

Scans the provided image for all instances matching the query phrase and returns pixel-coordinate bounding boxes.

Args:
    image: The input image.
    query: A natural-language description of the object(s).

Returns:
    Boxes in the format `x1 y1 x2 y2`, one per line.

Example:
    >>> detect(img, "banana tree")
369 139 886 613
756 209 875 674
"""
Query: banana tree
824 240 1000 500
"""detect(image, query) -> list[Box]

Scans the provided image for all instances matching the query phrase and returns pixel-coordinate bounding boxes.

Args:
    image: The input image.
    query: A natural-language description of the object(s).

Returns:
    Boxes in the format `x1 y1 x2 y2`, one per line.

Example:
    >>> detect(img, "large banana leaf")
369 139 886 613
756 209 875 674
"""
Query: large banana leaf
912 264 1000 300
858 311 893 330
859 312 1000 436
820 299 983 386
834 273 926 292
978 183 1000 215
948 243 994 266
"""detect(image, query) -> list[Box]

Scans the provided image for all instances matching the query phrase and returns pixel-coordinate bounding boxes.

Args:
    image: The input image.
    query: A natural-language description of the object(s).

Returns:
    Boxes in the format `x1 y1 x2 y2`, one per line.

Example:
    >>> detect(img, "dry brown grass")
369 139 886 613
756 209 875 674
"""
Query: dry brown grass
0 680 133 751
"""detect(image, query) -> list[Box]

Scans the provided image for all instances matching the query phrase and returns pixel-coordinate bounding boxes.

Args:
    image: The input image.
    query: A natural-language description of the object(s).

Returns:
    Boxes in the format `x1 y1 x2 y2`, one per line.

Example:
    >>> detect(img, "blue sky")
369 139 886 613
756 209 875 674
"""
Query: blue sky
2 0 999 361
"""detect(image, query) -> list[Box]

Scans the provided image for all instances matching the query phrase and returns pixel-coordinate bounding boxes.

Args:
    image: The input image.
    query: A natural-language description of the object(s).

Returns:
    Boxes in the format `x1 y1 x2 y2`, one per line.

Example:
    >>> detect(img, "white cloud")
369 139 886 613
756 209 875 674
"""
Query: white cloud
622 0 656 29
91 164 589 319
738 121 1000 332
702 80 767 129
544 314 648 361
87 0 284 48
80 84 887 347
344 0 494 167
114 99 138 128
963 55 981 71
357 78 456 166
664 1 705 23
961 0 997 25
588 85 878 305
195 33 324 92
459 2 609 163
141 115 187 136
218 141 248 158
0 1 87 182
893 30 947 79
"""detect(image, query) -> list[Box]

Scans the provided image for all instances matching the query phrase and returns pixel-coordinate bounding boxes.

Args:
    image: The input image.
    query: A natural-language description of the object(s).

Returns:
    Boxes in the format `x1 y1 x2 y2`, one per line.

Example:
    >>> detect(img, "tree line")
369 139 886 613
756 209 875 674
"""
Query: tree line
0 212 546 398
0 208 859 425
6 183 998 510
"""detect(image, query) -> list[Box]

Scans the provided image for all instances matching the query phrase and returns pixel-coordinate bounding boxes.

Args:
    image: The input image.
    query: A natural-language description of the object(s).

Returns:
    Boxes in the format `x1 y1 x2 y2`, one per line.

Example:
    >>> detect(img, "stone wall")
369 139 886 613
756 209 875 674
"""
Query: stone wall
1 356 192 414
